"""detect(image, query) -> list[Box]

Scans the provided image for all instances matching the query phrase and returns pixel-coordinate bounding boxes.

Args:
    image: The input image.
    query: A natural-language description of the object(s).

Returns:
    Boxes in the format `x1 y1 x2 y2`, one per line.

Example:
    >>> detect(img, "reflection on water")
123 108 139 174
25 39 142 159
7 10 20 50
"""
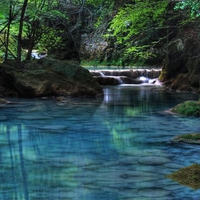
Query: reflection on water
0 85 200 200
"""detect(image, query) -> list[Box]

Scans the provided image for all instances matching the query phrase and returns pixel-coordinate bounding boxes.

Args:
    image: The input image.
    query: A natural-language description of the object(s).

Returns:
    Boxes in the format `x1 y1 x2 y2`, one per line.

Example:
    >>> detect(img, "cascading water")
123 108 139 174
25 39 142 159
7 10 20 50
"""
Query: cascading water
99 72 105 77
90 69 162 85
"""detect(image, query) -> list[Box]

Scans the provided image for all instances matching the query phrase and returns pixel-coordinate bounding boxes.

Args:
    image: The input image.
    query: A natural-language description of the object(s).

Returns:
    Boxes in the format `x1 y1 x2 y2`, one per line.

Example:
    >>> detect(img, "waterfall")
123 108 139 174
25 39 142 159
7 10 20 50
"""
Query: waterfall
139 76 149 83
90 69 162 86
117 77 124 84
99 72 105 77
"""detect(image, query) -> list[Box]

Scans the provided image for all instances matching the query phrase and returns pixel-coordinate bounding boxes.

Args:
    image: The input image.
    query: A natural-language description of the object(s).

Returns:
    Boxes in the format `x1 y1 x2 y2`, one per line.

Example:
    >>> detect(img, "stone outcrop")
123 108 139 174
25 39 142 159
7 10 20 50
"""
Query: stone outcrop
0 58 103 98
171 100 200 117
159 22 200 93
167 163 200 190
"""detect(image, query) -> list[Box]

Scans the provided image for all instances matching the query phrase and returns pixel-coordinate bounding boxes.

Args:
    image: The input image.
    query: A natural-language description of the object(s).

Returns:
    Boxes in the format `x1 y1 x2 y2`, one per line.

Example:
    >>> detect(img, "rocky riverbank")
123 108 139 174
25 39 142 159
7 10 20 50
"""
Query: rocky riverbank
159 22 200 93
0 58 103 98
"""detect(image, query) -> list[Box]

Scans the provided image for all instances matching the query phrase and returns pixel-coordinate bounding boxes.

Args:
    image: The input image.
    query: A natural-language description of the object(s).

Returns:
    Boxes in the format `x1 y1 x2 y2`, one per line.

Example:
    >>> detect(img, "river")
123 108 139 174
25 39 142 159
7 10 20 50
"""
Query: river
0 84 200 200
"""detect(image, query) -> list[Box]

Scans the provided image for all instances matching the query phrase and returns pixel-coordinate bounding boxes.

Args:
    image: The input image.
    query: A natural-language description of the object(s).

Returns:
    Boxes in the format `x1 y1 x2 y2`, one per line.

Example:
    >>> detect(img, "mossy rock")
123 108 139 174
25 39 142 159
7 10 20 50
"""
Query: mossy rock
171 100 200 117
180 133 200 140
166 163 200 189
171 133 200 144
0 58 103 98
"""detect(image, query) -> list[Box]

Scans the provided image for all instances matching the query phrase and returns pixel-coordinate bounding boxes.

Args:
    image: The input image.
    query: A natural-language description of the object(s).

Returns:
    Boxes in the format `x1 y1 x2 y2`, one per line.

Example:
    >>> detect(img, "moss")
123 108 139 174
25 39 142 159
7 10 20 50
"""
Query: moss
0 58 104 97
26 70 47 75
171 133 200 145
171 100 200 117
179 133 200 140
166 163 200 190
158 70 168 81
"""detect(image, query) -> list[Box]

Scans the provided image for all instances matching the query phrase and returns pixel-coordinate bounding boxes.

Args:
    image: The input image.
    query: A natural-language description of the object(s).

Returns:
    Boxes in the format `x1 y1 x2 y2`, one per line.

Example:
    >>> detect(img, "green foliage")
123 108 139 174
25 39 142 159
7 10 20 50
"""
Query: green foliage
124 45 155 64
81 59 104 67
0 0 77 61
81 58 135 68
0 0 20 31
172 101 200 117
180 133 200 140
175 0 200 18
37 27 65 51
24 0 70 51
0 32 23 59
27 0 68 21
107 0 168 62
86 0 114 28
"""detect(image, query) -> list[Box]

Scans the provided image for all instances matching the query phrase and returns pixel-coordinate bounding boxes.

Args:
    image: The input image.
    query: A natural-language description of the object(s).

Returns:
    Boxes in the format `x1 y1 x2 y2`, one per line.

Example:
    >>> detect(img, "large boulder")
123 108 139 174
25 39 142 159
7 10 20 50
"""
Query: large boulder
159 22 200 92
0 58 103 98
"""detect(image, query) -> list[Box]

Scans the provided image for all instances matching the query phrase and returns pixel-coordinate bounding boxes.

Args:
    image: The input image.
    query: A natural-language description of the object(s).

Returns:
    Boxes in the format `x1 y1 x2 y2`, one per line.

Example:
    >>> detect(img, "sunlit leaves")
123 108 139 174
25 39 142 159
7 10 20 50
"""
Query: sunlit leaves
86 0 112 7
107 0 167 62
175 0 200 18
110 1 167 42
0 0 74 61
39 27 65 51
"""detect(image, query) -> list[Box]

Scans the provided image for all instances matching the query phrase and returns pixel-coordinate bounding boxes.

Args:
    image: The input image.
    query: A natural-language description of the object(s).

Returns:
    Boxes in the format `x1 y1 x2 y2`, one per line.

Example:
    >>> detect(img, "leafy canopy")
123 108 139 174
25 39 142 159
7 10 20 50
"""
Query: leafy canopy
175 0 200 18
0 0 81 61
106 0 168 62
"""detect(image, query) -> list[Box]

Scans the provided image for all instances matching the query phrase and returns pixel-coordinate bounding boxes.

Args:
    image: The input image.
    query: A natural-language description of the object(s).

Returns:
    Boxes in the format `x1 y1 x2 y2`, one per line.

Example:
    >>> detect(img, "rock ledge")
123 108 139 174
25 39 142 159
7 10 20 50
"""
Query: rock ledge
0 58 103 98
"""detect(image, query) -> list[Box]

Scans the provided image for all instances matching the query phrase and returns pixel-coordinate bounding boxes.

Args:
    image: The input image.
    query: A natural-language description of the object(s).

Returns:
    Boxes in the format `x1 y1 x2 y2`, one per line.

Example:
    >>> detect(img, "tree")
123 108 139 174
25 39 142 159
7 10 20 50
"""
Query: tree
5 0 15 60
23 0 60 60
0 0 89 63
175 0 200 18
0 0 21 61
104 0 168 64
17 0 28 64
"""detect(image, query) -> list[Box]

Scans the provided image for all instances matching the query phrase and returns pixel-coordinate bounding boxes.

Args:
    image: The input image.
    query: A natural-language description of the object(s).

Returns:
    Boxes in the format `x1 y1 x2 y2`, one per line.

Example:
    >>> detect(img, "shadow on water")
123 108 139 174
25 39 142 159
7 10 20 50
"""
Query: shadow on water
0 86 200 200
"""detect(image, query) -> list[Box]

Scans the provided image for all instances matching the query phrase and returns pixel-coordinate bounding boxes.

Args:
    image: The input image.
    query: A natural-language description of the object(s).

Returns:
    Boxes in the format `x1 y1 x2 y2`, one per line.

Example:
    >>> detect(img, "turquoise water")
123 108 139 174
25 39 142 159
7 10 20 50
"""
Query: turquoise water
0 85 200 200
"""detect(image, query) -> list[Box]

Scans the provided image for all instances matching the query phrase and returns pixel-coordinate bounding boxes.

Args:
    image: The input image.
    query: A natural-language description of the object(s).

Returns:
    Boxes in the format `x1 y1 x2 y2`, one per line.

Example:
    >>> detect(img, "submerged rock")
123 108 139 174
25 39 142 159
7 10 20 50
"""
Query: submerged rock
0 58 103 98
170 133 200 145
138 188 171 198
166 163 200 189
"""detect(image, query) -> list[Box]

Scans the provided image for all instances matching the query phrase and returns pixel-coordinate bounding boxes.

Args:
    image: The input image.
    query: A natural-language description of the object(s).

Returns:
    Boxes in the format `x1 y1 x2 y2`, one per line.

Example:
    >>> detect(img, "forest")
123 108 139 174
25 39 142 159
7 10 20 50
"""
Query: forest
0 0 199 65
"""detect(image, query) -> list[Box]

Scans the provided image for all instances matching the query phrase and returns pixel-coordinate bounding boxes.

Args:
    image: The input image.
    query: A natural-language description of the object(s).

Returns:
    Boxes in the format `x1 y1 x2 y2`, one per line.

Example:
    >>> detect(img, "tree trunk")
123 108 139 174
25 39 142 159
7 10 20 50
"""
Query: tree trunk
5 1 13 61
17 0 28 65
26 41 34 60
26 20 39 60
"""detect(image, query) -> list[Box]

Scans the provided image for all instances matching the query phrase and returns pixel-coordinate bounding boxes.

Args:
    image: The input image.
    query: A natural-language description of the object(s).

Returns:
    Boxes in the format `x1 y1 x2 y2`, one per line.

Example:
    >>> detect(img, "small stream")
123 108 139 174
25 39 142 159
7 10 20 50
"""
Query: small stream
0 83 200 200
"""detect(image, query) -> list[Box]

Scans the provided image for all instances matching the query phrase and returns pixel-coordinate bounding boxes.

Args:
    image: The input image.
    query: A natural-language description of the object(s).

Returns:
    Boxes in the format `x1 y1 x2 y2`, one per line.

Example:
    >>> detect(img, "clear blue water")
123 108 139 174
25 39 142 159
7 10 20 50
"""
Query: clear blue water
0 85 200 200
